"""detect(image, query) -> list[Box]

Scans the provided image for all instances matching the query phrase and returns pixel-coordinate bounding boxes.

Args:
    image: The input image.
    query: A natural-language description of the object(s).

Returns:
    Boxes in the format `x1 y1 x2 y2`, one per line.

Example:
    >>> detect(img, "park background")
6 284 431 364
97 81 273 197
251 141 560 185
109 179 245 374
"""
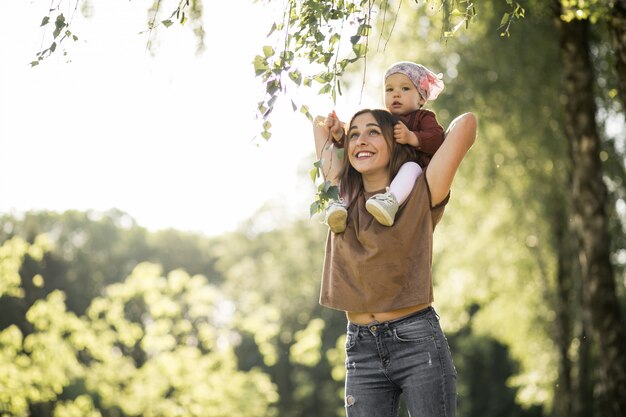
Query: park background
1 1 625 416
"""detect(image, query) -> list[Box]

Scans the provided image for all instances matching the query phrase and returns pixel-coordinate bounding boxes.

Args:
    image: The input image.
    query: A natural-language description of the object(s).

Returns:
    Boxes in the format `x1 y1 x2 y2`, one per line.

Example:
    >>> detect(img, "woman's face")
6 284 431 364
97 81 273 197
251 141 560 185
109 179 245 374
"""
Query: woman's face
347 112 391 180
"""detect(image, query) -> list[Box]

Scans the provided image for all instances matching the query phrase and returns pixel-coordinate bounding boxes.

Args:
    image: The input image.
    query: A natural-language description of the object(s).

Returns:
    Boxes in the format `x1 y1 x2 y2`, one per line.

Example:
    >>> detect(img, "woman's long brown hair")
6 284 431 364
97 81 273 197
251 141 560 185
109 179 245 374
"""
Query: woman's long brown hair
339 109 420 204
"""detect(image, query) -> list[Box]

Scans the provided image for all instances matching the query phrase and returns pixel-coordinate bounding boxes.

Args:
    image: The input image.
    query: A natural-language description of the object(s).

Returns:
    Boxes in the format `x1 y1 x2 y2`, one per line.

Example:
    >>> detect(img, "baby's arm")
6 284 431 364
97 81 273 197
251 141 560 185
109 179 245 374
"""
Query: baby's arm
409 110 445 156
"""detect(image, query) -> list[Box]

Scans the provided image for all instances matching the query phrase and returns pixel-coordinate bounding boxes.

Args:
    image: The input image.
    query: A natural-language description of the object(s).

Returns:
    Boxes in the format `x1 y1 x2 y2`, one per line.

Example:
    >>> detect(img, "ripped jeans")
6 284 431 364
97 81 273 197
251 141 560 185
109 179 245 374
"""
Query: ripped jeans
344 307 456 417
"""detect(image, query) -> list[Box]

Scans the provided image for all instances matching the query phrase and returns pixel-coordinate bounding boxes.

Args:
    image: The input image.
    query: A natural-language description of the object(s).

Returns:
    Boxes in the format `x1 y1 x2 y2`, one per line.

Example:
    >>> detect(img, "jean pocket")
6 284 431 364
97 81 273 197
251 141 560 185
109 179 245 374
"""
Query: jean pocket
345 332 357 351
393 319 435 344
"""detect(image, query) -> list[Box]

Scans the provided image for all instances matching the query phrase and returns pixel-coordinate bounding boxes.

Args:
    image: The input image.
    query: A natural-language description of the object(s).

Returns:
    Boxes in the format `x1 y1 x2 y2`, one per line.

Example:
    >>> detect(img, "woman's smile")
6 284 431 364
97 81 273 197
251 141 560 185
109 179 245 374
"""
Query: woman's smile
354 150 374 159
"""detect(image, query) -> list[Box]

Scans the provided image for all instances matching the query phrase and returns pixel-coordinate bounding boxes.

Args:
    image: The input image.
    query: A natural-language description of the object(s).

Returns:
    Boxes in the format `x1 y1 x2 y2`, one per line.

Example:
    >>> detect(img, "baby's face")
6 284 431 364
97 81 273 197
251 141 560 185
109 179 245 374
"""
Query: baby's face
384 73 424 116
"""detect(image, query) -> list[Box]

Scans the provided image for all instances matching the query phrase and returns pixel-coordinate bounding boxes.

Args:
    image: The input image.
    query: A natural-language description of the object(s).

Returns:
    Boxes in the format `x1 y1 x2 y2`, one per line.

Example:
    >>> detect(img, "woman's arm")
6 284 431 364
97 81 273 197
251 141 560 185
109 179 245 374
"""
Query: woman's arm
313 115 346 186
425 112 477 206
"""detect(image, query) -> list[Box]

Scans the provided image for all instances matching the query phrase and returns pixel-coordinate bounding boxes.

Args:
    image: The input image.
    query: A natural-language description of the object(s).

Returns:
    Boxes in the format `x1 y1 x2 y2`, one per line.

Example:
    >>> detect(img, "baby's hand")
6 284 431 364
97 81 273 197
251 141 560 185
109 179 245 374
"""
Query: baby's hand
394 122 419 147
325 111 345 145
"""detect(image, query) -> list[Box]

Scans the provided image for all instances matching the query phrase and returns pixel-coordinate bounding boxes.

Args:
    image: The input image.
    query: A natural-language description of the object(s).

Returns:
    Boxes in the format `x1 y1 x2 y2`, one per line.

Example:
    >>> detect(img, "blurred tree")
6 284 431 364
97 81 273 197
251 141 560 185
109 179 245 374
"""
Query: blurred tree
0 210 221 322
211 211 346 417
1 206 579 416
553 5 626 415
0 236 278 417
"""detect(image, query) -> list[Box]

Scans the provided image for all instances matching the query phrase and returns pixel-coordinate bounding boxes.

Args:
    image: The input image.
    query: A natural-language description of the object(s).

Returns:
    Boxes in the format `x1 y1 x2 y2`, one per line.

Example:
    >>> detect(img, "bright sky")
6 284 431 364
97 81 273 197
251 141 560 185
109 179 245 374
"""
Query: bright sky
0 0 376 237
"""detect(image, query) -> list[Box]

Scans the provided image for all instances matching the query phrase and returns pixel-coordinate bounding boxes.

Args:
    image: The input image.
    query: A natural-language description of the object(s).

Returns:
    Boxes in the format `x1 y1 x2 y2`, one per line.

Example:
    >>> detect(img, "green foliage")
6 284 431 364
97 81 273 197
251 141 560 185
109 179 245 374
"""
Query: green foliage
212 214 346 416
449 316 544 417
0 235 279 417
290 318 325 367
31 10 79 67
0 234 51 298
558 0 609 23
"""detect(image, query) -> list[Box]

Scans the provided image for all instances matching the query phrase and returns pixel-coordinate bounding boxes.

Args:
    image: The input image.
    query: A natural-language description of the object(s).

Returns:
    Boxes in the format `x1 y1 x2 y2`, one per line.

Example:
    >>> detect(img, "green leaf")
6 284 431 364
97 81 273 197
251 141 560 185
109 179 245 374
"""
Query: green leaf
40 16 50 27
309 166 319 183
162 19 174 28
500 13 510 27
30 61 40 67
263 45 275 58
266 80 280 95
53 14 66 39
261 130 272 140
289 70 302 85
300 105 313 122
356 24 370 36
318 84 332 95
352 43 367 57
267 23 278 37
310 201 321 217
327 185 340 201
253 55 269 76
335 148 345 160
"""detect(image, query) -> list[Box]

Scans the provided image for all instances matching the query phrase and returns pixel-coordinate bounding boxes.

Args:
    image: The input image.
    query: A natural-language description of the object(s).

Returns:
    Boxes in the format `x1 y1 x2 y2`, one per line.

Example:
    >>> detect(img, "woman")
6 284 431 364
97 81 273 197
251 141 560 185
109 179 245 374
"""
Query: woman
313 108 477 417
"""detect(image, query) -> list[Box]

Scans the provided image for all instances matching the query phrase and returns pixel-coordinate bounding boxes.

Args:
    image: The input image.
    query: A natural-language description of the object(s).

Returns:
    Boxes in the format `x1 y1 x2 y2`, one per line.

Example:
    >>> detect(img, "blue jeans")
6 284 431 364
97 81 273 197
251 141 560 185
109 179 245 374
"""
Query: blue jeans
344 307 457 417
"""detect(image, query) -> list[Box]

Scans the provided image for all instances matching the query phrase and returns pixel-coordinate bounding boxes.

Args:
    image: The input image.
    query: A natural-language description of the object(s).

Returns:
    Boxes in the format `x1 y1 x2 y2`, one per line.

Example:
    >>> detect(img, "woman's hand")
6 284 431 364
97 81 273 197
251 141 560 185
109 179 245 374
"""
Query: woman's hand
325 111 345 145
313 113 346 186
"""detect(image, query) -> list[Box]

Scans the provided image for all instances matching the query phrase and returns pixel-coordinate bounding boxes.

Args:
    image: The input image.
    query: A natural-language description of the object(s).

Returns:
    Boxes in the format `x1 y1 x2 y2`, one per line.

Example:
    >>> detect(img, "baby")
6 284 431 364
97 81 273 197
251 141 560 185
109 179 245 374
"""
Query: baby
325 61 445 233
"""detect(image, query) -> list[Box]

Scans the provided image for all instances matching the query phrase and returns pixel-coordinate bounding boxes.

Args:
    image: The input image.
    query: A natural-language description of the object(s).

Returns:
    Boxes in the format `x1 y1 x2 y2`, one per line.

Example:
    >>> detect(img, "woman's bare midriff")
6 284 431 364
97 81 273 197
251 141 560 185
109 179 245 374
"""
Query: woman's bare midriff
346 302 432 325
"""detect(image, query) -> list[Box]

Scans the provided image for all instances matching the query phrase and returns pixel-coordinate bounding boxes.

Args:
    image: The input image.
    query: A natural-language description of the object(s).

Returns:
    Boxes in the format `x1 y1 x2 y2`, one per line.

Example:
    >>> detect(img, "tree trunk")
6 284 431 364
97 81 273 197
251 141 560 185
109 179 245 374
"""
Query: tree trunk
554 8 626 417
552 212 573 417
576 270 595 417
608 0 626 110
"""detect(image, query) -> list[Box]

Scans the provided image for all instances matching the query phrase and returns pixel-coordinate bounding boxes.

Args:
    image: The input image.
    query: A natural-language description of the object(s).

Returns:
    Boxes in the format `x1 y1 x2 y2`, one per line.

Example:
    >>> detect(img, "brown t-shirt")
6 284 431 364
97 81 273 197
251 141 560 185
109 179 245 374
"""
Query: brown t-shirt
319 173 449 312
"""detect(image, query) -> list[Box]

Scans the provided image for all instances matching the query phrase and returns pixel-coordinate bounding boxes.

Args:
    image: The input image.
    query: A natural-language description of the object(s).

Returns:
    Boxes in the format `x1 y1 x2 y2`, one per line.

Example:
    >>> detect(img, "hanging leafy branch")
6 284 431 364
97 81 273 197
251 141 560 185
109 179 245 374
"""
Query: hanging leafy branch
308 127 345 216
31 0 81 67
252 0 376 141
142 0 206 54
498 0 525 37
31 0 206 66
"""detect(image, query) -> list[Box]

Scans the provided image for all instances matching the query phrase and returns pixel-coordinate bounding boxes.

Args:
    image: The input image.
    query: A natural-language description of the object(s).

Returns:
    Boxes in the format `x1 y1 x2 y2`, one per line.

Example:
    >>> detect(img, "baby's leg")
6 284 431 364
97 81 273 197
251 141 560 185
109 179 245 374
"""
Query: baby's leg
390 162 423 205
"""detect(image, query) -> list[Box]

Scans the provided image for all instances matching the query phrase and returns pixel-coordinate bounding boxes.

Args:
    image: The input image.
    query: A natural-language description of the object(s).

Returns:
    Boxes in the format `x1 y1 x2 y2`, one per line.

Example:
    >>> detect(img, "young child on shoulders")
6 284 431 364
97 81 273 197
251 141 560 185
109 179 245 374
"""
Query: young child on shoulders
324 61 446 233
